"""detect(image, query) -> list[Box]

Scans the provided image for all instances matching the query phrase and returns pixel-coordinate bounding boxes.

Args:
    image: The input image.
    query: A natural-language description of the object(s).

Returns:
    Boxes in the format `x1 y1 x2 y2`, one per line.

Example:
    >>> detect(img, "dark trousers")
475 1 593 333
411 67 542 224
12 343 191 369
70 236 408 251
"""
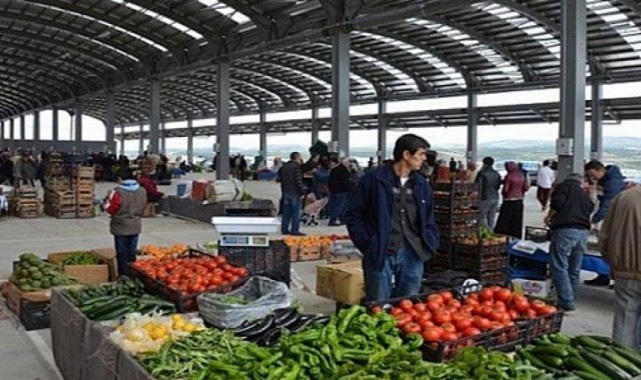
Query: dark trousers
328 192 349 224
281 193 301 234
114 235 138 278
537 187 551 208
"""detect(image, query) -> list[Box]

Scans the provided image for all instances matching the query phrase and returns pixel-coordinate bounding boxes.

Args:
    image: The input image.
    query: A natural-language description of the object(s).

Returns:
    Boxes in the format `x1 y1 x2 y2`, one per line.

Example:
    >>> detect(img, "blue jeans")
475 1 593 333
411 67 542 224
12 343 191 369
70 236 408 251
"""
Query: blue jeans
114 235 139 278
549 228 588 309
281 193 301 234
363 245 424 302
329 193 348 224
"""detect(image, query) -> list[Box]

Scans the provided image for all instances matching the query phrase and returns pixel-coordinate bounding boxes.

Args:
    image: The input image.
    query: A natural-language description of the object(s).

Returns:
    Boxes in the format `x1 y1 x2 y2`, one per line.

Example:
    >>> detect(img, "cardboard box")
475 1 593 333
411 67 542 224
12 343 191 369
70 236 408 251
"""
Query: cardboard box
316 260 364 305
48 251 109 284
1 281 51 330
511 278 553 299
92 247 118 280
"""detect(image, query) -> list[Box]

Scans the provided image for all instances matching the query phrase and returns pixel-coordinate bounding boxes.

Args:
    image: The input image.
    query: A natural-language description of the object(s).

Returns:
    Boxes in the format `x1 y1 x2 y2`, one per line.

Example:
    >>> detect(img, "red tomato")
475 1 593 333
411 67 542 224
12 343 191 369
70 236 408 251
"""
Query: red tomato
441 322 456 333
395 314 412 327
454 318 472 331
221 264 233 272
439 291 454 303
494 288 512 302
427 294 445 306
508 310 519 320
525 308 538 319
214 255 227 265
414 303 427 313
433 311 452 325
371 306 384 314
467 293 480 301
441 331 459 341
390 307 404 316
422 327 444 342
418 319 434 329
234 267 248 277
472 316 491 330
426 301 441 312
403 322 422 334
228 275 240 283
398 299 414 311
531 299 547 312
462 327 482 337
511 298 530 313
447 299 462 309
480 288 494 302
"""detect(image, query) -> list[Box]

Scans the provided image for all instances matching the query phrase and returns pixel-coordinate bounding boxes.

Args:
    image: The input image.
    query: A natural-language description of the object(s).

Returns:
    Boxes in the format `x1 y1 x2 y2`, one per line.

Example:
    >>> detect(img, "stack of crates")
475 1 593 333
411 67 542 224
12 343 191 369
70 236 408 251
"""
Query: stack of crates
43 153 75 218
452 235 509 284
14 187 41 218
72 166 95 218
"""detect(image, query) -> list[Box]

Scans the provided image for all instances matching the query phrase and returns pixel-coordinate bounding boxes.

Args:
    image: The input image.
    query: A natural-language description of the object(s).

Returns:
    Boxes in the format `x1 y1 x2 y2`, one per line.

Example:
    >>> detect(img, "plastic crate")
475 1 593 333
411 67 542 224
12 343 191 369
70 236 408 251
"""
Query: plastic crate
218 240 291 286
19 298 51 331
453 240 507 259
433 181 478 195
525 311 564 339
434 197 479 210
434 210 479 224
438 226 478 238
464 269 510 285
454 256 509 272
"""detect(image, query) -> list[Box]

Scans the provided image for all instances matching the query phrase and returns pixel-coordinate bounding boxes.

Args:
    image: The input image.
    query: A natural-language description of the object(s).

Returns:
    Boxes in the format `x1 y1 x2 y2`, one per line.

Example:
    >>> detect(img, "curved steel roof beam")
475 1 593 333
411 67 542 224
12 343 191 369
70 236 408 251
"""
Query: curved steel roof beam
115 91 184 119
0 28 127 75
0 39 107 89
0 12 145 63
233 63 322 103
238 58 333 99
356 30 473 88
330 39 428 93
23 0 181 55
163 78 246 112
187 71 286 106
122 0 238 50
0 75 53 106
0 54 76 98
173 74 261 110
284 47 388 96
0 92 33 113
490 0 605 74
160 83 217 115
231 67 310 106
405 15 535 83
0 97 24 116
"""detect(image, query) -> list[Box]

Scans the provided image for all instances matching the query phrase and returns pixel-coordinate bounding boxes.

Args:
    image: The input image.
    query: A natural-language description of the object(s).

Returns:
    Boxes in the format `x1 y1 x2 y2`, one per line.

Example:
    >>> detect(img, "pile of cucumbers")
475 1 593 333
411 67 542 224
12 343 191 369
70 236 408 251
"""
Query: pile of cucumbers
517 333 641 380
231 307 330 347
63 277 175 321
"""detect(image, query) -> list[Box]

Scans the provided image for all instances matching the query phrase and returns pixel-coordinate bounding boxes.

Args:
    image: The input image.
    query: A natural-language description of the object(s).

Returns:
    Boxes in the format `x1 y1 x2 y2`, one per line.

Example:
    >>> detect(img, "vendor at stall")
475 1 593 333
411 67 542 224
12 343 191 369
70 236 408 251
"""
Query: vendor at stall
136 170 164 204
345 134 439 302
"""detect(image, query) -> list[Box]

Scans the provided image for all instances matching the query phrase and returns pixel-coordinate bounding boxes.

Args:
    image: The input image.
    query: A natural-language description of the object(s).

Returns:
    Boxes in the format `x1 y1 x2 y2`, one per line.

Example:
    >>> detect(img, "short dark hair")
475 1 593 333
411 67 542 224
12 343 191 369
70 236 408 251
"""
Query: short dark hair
290 152 300 160
392 134 430 162
585 159 605 172
482 156 494 166
119 169 134 181
543 159 550 166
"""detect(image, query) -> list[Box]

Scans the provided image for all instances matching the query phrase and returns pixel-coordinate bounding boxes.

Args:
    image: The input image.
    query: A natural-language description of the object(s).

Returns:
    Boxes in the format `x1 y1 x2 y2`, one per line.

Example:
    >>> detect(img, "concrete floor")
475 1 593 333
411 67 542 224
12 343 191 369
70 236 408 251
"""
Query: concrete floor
0 173 615 379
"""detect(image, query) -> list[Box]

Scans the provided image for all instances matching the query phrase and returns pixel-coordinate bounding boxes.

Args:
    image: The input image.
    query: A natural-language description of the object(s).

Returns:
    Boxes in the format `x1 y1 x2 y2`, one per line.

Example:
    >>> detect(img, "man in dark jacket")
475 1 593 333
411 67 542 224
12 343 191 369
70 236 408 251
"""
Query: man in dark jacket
328 157 353 226
584 159 626 286
279 152 305 235
544 173 595 312
345 134 439 302
475 156 501 229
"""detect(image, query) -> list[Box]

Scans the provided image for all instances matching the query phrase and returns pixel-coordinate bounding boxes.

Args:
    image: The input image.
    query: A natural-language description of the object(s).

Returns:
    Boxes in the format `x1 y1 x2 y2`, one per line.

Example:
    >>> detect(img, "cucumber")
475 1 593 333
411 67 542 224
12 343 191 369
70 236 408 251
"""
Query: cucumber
586 335 617 346
549 333 572 345
573 371 607 380
565 357 609 380
580 350 633 380
538 355 565 369
85 296 130 319
574 336 608 351
79 295 115 308
602 350 641 376
613 347 641 369
517 348 558 372
532 344 570 357
94 305 132 321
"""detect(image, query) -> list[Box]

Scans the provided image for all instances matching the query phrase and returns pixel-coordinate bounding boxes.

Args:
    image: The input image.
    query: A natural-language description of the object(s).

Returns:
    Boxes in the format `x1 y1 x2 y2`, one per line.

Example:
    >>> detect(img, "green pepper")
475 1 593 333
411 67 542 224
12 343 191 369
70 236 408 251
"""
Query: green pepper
338 306 363 333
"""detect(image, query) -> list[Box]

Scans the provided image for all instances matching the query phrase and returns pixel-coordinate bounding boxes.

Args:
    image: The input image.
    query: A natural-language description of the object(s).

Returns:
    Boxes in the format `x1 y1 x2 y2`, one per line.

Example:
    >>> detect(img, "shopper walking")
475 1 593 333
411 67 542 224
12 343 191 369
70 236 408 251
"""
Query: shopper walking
537 159 556 210
584 159 626 287
544 173 594 313
475 157 501 230
345 134 439 302
599 186 641 347
328 157 353 226
494 161 530 239
104 170 147 277
279 152 305 235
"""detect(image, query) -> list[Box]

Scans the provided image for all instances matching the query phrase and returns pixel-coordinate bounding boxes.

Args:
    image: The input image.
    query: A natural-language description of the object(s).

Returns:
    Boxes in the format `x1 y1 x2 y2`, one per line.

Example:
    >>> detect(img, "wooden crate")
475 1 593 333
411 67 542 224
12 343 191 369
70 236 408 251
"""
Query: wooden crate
44 206 77 219
45 189 76 205
44 176 71 192
72 166 95 178
1 282 52 331
76 206 95 219
48 252 108 284
142 203 156 218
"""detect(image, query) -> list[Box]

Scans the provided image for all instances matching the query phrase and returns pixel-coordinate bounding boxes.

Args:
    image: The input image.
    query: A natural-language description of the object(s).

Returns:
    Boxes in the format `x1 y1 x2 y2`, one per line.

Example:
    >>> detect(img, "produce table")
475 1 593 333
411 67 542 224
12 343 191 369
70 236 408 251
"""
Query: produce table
50 289 152 380
509 240 611 278
159 196 275 223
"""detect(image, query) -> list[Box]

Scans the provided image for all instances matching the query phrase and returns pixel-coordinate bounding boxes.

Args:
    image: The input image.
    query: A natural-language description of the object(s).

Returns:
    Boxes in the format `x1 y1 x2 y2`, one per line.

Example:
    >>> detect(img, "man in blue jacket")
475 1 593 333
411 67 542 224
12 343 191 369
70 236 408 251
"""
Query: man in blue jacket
345 134 439 301
584 159 626 286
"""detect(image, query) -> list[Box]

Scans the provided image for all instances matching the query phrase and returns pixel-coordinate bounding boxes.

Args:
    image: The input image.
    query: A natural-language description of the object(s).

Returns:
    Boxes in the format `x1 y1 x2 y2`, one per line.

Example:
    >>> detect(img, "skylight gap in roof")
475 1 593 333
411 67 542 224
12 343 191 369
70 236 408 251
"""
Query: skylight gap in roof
109 0 203 39
588 0 641 61
198 0 251 25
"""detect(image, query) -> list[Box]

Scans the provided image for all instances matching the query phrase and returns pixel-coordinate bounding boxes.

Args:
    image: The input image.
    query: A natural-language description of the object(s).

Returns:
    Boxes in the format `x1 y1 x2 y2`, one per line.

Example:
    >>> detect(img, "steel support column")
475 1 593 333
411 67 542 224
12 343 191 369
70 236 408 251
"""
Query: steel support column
19 114 25 143
377 99 387 164
311 106 320 145
259 110 267 163
139 123 144 155
75 103 83 143
9 118 14 147
216 60 231 180
466 92 478 165
120 125 125 156
0 121 3 145
187 119 194 164
52 107 59 142
160 121 166 154
558 0 587 181
149 79 161 154
590 81 603 160
105 91 116 153
33 110 40 142
331 30 350 156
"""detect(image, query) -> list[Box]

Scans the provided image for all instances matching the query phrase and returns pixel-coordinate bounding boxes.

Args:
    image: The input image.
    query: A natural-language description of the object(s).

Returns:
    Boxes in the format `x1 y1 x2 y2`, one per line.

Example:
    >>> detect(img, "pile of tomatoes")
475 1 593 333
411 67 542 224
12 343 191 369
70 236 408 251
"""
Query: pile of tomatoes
372 286 558 344
132 255 249 295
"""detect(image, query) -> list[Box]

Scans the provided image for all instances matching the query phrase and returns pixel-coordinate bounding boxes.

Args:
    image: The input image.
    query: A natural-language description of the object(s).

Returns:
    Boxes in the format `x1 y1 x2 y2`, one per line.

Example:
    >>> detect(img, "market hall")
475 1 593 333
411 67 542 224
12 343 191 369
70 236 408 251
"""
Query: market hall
1 0 641 379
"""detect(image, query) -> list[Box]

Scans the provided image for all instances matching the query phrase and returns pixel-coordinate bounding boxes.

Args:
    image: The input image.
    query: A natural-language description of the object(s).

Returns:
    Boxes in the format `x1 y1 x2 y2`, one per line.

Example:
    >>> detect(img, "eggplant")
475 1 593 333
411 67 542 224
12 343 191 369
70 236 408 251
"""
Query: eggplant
239 314 275 339
273 308 298 325
231 319 263 335
257 328 282 347
288 315 318 333
308 315 330 326
277 311 302 329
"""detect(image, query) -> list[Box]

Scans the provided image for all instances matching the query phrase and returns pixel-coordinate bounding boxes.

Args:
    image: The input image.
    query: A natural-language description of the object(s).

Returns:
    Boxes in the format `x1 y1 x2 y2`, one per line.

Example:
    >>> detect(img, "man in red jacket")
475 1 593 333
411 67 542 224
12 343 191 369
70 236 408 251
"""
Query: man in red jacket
105 170 147 277
136 170 164 203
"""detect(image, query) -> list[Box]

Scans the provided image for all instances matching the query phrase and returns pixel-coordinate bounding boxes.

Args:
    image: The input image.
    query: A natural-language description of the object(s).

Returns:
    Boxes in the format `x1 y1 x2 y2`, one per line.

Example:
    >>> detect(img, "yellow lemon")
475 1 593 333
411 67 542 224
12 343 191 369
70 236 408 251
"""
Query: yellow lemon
171 314 182 322
182 323 197 333
150 326 168 340
173 320 186 330
125 330 145 342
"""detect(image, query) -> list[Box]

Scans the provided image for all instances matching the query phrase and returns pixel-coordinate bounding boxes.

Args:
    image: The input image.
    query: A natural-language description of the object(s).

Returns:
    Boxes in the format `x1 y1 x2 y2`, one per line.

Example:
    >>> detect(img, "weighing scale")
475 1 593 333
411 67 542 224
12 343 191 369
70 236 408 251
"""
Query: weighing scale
212 217 280 247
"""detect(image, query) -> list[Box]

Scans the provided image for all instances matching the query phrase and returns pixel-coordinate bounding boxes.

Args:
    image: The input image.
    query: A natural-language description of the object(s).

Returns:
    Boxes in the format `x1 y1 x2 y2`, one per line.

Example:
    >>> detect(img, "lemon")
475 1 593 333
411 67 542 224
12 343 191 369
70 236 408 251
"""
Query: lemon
125 330 145 342
150 326 168 340
173 320 186 330
182 323 197 333
171 314 182 322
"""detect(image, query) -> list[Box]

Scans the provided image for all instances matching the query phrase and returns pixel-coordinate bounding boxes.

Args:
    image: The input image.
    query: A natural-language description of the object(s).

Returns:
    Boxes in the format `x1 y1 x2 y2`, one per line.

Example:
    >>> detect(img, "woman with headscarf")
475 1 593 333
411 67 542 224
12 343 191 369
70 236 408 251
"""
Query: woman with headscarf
494 161 530 239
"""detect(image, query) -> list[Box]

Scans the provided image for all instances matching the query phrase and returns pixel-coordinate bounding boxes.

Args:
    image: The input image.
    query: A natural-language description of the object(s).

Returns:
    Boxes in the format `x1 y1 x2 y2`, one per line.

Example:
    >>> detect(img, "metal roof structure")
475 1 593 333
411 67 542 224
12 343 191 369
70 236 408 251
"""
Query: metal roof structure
3 0 641 128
